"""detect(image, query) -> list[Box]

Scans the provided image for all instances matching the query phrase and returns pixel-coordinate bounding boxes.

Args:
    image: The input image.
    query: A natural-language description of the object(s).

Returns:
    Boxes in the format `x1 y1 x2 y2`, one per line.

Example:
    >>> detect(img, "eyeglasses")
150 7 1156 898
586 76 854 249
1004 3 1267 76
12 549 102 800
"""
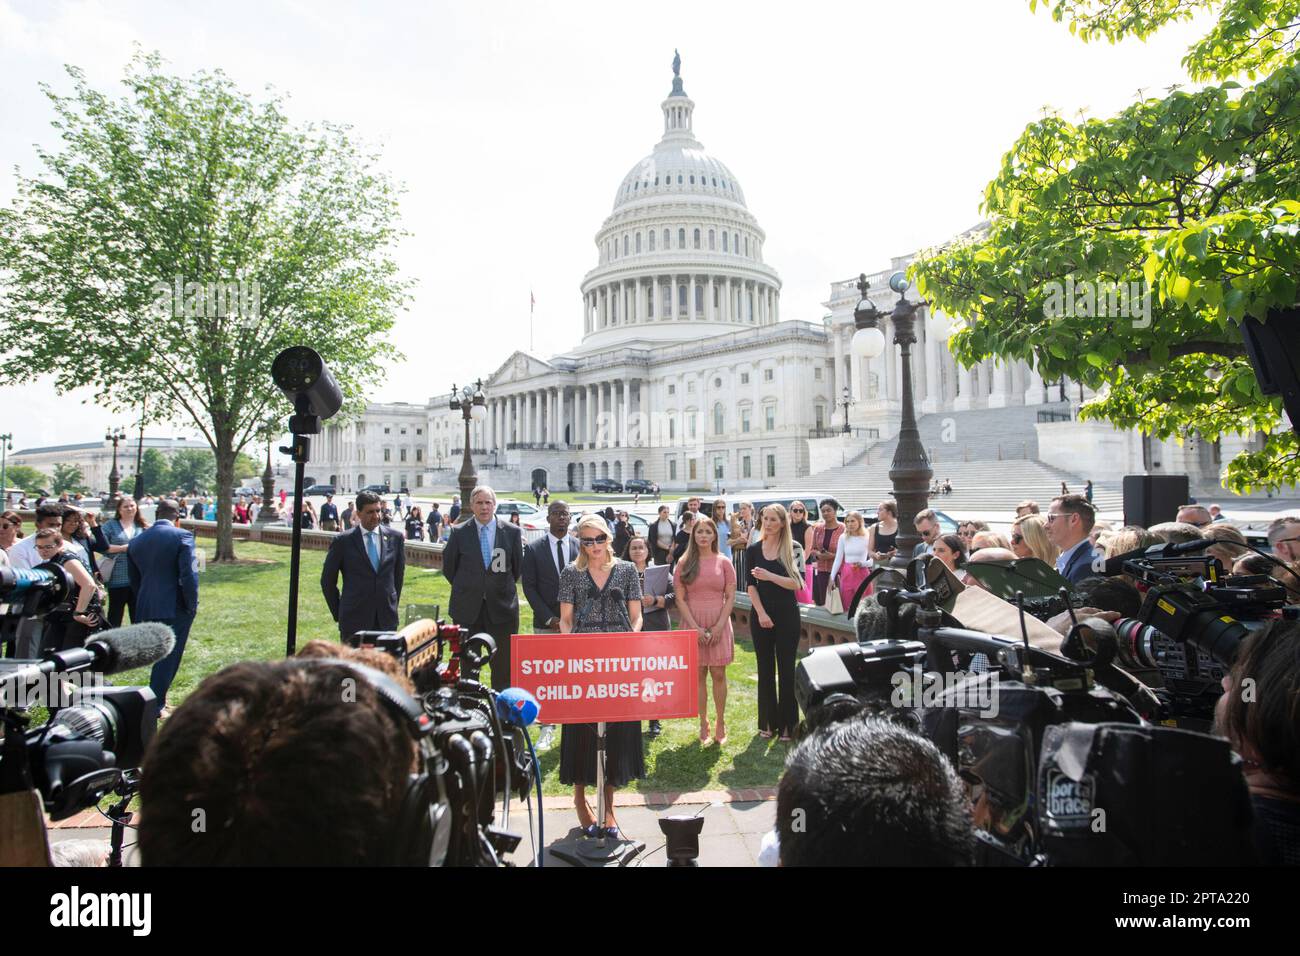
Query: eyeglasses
1045 512 1069 523
959 530 975 538
1010 534 1024 545
790 508 806 514
579 535 608 547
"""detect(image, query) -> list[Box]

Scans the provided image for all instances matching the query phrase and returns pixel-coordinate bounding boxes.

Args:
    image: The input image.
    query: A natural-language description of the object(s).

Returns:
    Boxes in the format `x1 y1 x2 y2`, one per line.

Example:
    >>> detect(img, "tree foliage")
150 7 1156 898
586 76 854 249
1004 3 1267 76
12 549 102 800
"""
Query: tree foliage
4 464 49 493
913 1 1300 493
0 52 409 556
130 448 171 496
167 449 217 493
51 463 87 494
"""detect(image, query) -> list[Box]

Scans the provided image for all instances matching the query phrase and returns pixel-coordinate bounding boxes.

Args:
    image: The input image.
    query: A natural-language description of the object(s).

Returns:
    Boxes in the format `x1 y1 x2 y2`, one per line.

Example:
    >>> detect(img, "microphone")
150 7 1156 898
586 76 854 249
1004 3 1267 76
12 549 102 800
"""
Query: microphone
496 688 540 727
46 622 177 676
1147 538 1211 557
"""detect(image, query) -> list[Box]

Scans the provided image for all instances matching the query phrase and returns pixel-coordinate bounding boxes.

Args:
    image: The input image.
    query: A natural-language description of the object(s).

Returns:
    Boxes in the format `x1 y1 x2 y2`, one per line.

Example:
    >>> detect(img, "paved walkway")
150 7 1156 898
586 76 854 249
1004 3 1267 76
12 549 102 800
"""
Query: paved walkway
46 788 777 868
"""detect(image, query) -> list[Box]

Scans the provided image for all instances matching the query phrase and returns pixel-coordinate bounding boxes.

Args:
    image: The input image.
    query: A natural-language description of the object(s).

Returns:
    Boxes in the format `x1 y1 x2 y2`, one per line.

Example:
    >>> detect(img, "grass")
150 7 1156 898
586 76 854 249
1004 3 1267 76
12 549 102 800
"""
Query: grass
117 541 787 796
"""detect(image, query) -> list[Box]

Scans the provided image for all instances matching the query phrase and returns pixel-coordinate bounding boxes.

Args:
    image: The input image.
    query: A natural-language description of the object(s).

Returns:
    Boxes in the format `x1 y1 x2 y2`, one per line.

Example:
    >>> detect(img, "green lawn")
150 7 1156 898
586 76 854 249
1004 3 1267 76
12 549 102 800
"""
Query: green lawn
119 541 787 795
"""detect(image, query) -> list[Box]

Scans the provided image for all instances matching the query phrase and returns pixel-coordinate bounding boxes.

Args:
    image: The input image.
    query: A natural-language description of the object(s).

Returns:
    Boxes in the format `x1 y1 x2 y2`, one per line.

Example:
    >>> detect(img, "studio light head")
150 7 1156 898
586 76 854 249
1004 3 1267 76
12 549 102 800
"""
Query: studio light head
272 347 344 423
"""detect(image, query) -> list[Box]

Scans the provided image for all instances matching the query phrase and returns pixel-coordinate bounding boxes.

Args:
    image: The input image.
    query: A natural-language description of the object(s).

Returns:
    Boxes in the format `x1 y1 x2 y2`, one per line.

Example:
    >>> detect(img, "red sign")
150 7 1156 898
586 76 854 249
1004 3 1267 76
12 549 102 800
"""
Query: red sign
510 630 698 723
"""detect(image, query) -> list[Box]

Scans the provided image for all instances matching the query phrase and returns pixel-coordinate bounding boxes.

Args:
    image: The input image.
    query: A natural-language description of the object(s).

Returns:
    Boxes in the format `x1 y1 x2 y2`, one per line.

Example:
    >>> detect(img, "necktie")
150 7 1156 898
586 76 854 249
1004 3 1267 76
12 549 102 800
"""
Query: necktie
367 531 380 572
480 524 492 569
556 539 565 577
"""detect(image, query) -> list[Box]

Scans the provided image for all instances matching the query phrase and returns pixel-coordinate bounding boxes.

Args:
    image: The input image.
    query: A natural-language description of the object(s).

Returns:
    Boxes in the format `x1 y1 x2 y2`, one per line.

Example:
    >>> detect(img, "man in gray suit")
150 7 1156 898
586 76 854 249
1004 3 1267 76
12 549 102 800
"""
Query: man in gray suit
912 509 941 559
321 490 406 644
442 485 523 691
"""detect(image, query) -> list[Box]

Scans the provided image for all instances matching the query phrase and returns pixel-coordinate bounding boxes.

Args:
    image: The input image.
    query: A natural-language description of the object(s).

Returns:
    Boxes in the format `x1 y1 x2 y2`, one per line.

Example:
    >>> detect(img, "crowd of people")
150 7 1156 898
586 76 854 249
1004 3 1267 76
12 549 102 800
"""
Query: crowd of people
9 480 1298 866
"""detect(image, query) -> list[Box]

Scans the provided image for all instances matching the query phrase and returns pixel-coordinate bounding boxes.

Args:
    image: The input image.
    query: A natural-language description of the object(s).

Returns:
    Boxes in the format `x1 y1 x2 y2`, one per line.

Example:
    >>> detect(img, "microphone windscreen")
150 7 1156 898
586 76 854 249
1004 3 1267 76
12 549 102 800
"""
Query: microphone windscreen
496 687 540 727
96 622 177 673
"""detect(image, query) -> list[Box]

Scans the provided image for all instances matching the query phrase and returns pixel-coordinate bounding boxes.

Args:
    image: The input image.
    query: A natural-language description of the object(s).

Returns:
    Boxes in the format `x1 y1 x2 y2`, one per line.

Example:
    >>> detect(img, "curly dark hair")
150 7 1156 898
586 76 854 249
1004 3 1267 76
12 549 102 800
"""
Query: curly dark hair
139 657 414 866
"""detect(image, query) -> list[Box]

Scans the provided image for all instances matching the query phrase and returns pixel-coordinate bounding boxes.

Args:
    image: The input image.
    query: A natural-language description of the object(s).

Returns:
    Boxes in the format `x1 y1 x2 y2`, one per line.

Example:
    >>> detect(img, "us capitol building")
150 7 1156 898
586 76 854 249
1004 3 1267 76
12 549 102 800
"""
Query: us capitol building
310 56 1253 498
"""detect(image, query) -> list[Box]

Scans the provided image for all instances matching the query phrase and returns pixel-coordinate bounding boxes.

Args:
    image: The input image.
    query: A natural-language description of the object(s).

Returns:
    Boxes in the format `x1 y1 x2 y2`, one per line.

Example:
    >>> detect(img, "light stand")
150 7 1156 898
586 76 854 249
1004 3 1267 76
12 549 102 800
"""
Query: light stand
852 271 933 569
271 347 343 657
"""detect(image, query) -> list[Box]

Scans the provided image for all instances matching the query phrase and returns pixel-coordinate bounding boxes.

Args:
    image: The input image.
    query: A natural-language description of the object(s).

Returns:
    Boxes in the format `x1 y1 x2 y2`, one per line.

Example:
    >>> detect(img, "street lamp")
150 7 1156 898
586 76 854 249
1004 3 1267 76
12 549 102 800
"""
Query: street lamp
841 385 853 435
449 380 488 522
105 426 127 503
853 271 933 567
0 432 12 507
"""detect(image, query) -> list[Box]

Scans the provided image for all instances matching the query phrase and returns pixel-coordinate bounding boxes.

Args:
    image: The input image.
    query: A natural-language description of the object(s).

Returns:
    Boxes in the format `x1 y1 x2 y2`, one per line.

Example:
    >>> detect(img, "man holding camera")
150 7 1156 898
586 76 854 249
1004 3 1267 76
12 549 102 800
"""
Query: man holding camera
321 490 406 644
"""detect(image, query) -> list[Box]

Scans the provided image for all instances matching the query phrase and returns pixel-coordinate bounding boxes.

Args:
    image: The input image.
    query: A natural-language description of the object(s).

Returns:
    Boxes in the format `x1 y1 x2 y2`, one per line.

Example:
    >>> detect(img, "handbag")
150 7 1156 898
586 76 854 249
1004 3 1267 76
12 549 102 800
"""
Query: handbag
97 554 118 582
825 585 844 615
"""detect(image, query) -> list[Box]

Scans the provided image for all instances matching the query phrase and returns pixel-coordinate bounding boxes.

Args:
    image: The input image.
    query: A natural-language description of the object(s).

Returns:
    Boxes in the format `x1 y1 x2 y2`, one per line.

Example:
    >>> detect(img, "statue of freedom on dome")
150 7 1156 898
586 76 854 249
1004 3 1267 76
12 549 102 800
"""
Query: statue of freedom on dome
672 49 680 76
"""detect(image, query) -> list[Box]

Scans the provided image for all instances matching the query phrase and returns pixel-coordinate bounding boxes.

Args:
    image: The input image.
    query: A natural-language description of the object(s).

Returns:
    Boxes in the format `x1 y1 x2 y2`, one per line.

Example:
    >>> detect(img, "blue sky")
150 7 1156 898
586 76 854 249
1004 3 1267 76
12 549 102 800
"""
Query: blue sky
0 0 1211 452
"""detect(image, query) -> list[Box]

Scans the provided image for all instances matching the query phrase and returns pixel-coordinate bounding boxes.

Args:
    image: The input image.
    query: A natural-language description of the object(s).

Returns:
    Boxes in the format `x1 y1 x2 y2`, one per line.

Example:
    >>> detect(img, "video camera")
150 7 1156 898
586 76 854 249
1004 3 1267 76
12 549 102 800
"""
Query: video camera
1090 538 1289 728
0 623 174 866
1 563 76 656
793 558 1258 865
347 613 538 866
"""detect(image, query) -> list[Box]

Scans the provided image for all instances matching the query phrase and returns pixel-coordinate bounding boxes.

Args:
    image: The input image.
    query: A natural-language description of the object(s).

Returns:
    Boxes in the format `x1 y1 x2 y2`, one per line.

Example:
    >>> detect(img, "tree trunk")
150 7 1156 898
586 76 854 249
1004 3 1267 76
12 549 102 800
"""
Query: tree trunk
214 438 238 562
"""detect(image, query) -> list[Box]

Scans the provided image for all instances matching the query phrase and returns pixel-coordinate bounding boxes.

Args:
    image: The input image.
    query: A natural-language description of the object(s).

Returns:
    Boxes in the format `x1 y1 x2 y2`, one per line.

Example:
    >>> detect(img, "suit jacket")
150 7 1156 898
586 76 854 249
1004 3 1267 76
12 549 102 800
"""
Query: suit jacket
1058 540 1102 585
522 533 577 628
127 521 200 621
442 517 523 628
321 524 406 636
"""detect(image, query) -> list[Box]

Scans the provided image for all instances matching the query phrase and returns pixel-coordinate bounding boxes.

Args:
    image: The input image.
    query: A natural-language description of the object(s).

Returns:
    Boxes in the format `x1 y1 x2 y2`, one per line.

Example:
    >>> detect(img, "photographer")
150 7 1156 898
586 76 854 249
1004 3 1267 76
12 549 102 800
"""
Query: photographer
139 646 418 866
1215 618 1300 865
33 528 104 650
775 714 974 866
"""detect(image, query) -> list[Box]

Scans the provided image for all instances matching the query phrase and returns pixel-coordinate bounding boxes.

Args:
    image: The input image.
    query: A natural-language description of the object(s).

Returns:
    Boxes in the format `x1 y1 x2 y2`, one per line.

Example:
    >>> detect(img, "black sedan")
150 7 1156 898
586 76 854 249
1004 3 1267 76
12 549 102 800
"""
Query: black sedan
590 478 624 493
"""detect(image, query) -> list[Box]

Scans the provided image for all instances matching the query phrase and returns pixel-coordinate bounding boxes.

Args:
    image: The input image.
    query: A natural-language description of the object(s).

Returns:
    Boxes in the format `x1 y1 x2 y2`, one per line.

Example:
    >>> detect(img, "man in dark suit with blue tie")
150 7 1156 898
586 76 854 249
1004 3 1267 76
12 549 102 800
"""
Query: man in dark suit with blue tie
321 490 406 644
442 485 523 691
127 498 199 715
1047 493 1103 585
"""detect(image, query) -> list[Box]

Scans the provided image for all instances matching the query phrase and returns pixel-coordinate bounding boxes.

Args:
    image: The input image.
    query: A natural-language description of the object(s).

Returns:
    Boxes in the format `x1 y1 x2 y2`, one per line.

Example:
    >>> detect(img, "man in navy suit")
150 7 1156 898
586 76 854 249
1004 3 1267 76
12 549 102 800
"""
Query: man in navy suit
321 490 406 644
1047 493 1102 585
522 500 574 631
442 485 523 691
520 499 573 748
127 498 200 714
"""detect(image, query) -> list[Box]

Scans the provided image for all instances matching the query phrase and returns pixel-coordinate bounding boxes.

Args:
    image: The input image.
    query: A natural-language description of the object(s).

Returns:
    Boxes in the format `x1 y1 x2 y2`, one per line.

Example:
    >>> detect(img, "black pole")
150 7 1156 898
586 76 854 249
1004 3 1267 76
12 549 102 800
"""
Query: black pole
285 449 307 658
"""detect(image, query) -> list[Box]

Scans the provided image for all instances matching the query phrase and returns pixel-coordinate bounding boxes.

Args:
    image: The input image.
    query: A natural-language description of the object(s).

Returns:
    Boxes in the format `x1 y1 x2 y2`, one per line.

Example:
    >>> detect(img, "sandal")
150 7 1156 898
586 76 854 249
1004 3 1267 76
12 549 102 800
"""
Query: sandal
582 824 601 838
714 719 728 747
603 825 620 840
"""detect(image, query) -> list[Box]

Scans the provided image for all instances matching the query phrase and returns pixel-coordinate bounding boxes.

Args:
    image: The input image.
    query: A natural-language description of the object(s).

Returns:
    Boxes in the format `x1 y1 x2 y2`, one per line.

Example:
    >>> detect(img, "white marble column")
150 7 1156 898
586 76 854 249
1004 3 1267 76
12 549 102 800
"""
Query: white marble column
595 382 605 448
954 365 974 411
621 379 631 447
688 275 696 321
988 360 1010 408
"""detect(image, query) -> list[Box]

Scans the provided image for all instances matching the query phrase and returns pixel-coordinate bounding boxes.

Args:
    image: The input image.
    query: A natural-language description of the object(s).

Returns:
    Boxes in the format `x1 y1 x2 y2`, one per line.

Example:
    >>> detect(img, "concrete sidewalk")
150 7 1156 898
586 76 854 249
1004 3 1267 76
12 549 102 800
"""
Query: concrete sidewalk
45 791 777 868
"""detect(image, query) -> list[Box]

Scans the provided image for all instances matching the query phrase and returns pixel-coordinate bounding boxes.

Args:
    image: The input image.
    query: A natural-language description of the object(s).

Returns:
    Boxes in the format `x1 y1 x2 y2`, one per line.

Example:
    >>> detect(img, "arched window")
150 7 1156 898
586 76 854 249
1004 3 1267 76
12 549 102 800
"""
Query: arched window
623 235 629 256
745 236 750 257
693 228 701 249
713 403 725 435
689 174 695 184
678 285 687 312
678 228 686 247
723 231 729 252
633 181 638 190
712 177 717 187
713 284 720 308
708 229 715 250
668 416 676 440
662 283 671 316
695 284 704 314
647 286 653 315
654 175 659 186
635 232 641 253
677 174 683 184
663 228 670 248
649 230 656 251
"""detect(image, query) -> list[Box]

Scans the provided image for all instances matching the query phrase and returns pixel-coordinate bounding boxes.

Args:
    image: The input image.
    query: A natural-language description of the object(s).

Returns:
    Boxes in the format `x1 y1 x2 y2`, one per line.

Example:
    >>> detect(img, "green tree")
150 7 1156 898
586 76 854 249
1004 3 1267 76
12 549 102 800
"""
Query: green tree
132 447 171 496
167 449 217 494
51 463 87 494
232 450 260 481
912 0 1300 493
4 464 49 493
0 53 408 558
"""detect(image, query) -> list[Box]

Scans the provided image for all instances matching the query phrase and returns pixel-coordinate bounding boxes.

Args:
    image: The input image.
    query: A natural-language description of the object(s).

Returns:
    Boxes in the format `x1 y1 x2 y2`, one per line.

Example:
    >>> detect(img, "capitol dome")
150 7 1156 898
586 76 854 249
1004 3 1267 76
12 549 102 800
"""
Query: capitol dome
578 54 782 351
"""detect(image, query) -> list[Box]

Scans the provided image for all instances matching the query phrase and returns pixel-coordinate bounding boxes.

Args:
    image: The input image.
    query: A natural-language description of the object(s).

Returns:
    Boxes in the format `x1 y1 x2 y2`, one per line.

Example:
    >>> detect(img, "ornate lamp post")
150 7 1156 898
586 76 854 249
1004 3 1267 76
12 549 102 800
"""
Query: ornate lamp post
841 385 853 434
449 380 488 522
852 271 933 567
105 426 127 503
257 438 279 523
0 432 12 507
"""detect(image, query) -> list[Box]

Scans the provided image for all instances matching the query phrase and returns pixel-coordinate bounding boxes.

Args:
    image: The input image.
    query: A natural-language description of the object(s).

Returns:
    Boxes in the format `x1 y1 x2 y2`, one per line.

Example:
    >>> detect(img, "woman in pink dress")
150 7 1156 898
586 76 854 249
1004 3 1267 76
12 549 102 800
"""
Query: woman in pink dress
673 516 736 746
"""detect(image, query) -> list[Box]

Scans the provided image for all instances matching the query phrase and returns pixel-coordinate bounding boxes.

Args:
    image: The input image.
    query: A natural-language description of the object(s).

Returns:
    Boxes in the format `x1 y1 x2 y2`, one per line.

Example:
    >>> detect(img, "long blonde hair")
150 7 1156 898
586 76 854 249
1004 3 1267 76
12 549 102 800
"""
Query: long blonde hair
1013 514 1059 565
677 515 720 585
757 503 800 582
574 514 617 572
